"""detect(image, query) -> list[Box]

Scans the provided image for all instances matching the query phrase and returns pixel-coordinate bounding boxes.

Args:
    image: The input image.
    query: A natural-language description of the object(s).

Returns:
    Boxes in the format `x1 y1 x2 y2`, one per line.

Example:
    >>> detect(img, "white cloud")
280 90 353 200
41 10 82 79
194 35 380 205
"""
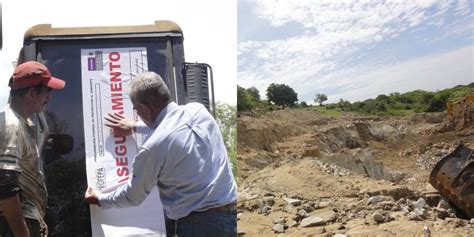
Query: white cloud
455 0 471 17
241 0 450 68
430 0 454 25
305 46 474 103
239 0 472 102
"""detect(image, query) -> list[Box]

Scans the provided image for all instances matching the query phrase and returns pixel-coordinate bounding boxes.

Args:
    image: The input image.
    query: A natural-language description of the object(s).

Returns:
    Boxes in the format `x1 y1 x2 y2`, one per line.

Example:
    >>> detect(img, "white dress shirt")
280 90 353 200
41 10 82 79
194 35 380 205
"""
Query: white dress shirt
98 102 237 220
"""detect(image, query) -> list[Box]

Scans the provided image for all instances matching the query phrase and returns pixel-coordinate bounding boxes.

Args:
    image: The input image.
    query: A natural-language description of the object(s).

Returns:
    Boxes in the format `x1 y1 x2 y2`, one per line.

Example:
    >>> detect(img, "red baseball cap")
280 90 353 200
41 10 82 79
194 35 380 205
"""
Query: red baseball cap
9 61 65 90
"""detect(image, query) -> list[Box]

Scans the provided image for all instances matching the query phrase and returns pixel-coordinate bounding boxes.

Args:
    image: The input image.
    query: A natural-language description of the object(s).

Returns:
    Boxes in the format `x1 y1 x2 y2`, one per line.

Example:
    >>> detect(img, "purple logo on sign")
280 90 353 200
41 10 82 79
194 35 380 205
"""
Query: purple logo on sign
87 51 103 71
88 57 96 71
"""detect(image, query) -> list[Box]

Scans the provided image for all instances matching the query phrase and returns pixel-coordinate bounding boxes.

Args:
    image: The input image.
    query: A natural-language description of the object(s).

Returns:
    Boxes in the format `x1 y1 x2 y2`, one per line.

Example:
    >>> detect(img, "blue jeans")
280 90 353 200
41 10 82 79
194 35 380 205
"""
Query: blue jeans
166 209 237 237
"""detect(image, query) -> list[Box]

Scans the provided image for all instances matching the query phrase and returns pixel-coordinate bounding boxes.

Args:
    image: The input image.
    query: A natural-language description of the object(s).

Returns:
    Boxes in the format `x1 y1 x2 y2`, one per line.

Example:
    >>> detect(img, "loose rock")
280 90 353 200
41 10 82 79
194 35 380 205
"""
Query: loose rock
367 196 385 205
273 217 286 225
412 198 426 209
300 216 325 227
372 212 385 223
283 198 302 206
272 223 285 233
263 196 275 206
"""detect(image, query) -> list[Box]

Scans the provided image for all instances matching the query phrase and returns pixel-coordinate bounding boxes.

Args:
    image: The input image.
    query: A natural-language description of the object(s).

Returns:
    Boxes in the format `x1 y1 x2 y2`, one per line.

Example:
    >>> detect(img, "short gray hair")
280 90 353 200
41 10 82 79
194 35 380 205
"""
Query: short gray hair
129 72 171 106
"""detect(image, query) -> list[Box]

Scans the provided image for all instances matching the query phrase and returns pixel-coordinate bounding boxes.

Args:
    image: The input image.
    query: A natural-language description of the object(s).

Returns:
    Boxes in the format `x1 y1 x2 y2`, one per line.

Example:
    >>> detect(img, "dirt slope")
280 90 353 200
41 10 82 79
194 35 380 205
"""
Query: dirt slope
237 108 474 236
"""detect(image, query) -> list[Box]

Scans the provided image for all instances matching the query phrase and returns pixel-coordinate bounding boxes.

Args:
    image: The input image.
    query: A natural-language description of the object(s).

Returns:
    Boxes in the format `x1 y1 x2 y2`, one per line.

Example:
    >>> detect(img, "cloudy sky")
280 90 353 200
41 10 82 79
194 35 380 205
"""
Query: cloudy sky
0 0 236 106
238 0 473 104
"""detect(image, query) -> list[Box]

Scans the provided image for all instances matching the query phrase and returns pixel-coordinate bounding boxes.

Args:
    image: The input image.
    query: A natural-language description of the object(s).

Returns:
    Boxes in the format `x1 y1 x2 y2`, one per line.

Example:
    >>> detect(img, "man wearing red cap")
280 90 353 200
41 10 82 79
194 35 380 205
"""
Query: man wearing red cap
0 61 65 237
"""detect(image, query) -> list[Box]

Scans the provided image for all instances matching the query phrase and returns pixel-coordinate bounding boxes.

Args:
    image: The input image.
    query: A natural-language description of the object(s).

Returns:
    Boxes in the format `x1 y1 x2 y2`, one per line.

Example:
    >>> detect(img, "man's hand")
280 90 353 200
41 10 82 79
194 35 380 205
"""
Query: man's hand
104 113 135 137
84 187 101 206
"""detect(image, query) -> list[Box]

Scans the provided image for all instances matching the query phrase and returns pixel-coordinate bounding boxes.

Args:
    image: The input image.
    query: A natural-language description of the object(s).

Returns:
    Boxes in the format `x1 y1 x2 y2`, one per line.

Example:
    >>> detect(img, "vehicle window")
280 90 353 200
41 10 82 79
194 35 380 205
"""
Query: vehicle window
39 39 169 160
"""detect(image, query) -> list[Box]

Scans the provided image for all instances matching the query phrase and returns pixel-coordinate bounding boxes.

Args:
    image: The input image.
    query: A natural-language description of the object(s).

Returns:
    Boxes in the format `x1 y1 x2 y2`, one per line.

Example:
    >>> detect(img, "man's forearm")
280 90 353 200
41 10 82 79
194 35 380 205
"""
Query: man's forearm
0 195 29 237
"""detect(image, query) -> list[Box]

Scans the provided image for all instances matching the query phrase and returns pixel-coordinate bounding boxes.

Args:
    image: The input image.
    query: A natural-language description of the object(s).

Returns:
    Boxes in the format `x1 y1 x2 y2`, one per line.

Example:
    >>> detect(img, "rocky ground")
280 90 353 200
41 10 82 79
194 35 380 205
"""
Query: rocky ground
237 108 474 236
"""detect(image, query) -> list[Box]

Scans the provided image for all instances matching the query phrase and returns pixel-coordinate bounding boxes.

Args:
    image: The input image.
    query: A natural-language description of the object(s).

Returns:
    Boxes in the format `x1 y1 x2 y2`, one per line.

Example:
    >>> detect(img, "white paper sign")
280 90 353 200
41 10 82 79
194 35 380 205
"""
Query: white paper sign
81 48 166 237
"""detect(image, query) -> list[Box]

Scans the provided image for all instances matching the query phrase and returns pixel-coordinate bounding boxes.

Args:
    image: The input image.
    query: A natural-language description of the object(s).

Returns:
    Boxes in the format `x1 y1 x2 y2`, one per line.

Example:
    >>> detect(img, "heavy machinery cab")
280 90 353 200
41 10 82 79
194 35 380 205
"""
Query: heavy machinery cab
17 21 214 161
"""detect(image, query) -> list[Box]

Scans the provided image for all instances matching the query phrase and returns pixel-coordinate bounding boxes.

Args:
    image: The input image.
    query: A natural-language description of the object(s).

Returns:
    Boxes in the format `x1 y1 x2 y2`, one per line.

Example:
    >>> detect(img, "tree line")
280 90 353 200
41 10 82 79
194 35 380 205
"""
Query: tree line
238 82 474 115
327 82 474 115
238 83 300 111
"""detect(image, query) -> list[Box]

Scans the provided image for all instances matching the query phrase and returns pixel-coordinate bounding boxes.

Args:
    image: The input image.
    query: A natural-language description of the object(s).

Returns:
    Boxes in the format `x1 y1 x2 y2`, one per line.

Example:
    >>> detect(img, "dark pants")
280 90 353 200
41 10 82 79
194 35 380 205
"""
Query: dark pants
166 209 237 237
0 216 41 237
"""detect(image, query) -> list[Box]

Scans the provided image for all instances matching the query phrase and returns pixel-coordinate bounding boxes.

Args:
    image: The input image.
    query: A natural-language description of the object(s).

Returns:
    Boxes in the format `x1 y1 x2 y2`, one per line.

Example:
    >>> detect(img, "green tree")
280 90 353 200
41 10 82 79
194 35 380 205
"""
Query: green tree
375 94 390 101
352 101 366 111
237 86 262 112
421 92 435 105
266 83 298 107
337 99 352 111
426 91 450 112
314 93 328 106
215 103 237 176
375 102 388 112
237 85 254 111
246 87 260 101
299 101 309 107
323 83 472 115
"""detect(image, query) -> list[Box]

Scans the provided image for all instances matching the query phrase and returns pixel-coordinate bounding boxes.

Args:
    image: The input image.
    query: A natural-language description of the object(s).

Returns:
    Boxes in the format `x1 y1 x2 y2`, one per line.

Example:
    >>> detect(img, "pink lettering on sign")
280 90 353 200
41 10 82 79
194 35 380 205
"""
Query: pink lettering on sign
108 52 129 184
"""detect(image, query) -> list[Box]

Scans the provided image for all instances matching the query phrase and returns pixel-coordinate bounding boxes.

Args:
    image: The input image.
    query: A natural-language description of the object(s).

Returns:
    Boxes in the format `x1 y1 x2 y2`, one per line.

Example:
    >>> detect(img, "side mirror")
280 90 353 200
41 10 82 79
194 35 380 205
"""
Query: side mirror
182 62 215 117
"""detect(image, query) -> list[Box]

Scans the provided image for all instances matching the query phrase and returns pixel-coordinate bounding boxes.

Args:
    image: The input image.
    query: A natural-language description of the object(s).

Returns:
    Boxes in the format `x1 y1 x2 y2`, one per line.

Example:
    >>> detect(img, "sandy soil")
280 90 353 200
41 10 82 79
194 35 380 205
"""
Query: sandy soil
237 108 474 237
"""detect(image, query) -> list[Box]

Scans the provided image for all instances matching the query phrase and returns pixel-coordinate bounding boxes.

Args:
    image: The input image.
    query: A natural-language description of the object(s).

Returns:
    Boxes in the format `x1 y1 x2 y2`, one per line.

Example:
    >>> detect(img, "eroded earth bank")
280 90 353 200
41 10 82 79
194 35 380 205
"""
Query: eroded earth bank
237 108 474 236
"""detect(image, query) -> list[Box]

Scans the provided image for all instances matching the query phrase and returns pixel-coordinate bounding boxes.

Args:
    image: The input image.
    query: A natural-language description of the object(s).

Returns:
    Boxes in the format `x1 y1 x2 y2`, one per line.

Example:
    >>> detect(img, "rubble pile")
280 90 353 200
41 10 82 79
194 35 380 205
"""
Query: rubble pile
312 160 352 177
414 142 459 170
398 142 460 170
237 108 474 236
238 191 474 235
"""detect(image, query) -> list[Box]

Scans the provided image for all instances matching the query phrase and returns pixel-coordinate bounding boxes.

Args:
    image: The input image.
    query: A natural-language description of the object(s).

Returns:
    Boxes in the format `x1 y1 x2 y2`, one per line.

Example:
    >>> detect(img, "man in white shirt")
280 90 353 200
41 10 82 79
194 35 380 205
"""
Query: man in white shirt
84 71 237 237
